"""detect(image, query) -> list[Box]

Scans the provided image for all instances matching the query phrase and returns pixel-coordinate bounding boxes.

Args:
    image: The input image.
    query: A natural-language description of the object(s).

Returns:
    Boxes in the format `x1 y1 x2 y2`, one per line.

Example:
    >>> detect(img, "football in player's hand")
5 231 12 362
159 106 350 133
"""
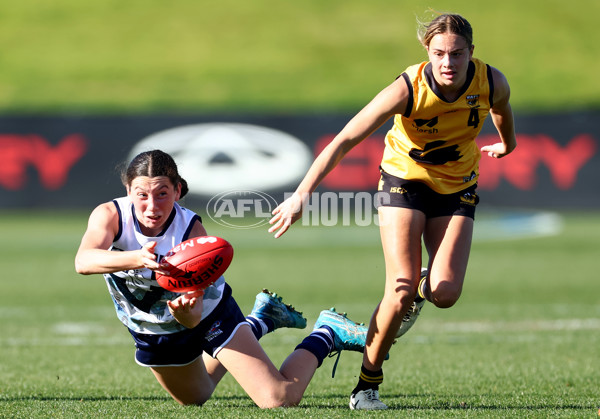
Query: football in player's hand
156 236 233 292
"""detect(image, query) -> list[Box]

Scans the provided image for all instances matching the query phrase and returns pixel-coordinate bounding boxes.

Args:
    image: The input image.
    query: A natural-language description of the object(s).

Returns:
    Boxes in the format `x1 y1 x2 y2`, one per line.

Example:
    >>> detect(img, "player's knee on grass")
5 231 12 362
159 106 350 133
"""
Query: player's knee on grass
169 388 213 406
255 386 303 409
151 366 216 407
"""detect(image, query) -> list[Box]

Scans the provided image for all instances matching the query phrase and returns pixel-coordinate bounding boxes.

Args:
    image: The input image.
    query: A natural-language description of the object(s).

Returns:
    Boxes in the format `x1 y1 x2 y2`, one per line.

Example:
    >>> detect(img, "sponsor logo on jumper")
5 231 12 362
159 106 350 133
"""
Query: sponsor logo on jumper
412 117 439 134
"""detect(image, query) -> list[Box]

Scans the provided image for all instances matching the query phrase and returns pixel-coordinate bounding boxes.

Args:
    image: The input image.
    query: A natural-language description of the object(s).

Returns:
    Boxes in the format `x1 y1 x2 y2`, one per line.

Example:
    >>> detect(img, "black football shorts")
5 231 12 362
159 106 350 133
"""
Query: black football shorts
376 168 479 219
128 284 247 367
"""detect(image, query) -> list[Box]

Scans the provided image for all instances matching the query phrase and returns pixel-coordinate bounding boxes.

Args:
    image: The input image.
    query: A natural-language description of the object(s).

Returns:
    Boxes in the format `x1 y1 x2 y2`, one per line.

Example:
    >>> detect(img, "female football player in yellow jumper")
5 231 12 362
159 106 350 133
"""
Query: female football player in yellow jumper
269 13 516 410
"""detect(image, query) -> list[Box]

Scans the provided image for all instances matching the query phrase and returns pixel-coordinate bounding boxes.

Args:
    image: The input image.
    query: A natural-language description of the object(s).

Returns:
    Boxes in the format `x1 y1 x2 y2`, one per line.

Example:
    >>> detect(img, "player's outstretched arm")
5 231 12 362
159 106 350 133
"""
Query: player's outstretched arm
268 77 409 238
75 203 163 274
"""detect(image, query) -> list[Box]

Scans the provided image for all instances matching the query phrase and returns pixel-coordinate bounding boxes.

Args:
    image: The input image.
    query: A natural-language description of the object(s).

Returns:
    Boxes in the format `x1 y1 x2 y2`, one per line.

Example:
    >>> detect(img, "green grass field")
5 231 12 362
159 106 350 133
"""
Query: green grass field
0 0 598 417
0 0 598 113
0 209 598 418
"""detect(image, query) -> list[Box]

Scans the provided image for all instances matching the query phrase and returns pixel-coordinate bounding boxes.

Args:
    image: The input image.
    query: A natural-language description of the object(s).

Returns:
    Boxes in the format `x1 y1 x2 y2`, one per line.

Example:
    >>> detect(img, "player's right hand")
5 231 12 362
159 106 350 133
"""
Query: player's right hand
268 192 306 238
139 241 167 274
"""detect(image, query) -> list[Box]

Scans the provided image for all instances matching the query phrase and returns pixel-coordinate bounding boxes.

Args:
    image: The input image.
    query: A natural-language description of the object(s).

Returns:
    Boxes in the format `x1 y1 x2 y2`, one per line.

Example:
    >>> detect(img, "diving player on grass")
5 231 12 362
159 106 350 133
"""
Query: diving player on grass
76 149 370 408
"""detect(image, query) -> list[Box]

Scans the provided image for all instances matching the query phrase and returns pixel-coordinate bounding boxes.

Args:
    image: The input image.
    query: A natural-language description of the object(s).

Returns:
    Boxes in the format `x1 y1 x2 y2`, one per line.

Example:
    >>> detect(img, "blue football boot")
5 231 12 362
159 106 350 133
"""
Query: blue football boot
250 289 307 330
314 308 367 353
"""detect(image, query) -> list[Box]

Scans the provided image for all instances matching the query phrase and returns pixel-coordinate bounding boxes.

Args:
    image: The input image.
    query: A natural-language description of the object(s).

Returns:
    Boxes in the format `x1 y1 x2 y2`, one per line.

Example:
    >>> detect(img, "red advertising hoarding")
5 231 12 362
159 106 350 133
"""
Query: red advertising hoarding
0 113 597 209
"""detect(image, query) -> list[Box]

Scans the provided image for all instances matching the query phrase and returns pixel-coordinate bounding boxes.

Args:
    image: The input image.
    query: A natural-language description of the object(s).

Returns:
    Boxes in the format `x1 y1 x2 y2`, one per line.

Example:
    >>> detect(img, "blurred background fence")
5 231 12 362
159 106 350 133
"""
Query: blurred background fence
0 112 598 209
0 0 598 211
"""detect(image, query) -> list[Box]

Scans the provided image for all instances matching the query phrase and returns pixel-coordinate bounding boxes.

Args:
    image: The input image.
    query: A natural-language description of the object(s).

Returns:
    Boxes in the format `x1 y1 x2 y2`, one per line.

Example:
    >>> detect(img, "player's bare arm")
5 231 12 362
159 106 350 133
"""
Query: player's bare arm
481 67 517 159
75 202 161 274
269 77 409 238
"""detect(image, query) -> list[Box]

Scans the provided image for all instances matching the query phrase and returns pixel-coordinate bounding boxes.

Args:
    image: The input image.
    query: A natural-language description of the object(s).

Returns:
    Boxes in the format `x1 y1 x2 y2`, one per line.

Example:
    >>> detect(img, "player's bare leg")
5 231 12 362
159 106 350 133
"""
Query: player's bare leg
423 215 473 308
150 357 217 406
350 207 425 410
217 324 317 408
364 207 425 370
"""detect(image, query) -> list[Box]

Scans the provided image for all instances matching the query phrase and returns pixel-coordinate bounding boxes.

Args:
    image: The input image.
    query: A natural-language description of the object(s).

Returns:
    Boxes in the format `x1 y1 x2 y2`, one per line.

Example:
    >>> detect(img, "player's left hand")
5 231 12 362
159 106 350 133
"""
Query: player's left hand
480 142 513 159
167 289 204 328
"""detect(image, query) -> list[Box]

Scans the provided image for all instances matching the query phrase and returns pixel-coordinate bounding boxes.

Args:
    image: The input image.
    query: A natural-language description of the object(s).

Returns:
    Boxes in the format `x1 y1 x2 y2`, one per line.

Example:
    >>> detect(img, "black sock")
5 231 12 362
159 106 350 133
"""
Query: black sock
294 325 335 367
245 316 275 340
352 365 383 394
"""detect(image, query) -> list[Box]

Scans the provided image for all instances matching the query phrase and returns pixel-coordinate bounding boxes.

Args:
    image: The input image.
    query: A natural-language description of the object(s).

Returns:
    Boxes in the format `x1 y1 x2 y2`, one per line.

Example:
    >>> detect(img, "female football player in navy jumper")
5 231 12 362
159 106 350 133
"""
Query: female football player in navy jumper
75 149 370 408
269 14 517 410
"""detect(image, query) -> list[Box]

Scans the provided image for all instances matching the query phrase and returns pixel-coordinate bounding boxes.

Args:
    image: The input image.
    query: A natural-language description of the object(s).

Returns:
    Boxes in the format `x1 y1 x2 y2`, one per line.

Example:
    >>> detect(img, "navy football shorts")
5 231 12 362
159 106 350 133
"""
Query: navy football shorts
377 168 479 219
128 285 247 367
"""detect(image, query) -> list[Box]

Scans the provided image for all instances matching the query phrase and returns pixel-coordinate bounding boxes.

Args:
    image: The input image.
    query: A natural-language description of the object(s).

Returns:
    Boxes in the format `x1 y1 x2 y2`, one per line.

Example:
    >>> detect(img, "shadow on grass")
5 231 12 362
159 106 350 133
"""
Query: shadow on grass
302 393 595 411
1 393 595 412
0 395 171 402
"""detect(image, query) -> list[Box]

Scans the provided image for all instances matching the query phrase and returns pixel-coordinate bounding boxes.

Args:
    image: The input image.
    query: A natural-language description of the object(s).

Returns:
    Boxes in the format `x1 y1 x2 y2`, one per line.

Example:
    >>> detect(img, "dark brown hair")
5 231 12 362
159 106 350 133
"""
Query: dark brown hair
121 150 189 198
418 13 473 48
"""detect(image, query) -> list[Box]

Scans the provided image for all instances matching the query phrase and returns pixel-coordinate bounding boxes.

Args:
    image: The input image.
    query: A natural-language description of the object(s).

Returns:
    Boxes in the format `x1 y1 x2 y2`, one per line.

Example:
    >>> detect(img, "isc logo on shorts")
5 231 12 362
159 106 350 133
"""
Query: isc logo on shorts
390 187 407 194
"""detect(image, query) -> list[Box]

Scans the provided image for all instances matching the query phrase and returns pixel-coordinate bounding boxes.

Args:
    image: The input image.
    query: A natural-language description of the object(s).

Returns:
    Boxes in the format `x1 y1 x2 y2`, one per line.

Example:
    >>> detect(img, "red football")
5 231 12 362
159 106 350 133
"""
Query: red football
156 236 234 293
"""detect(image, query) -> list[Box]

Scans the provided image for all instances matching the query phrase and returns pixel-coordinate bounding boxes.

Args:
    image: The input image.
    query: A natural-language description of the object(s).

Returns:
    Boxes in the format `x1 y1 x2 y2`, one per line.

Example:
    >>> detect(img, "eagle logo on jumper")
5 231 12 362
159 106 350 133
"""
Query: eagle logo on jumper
409 140 461 165
466 95 480 108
